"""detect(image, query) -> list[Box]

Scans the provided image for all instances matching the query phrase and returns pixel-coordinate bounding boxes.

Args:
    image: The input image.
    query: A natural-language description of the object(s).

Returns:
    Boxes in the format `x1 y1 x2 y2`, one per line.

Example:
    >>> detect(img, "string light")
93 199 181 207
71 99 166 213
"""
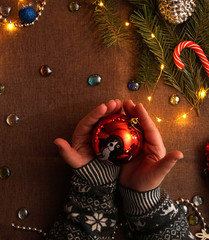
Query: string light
198 87 207 99
145 32 196 123
6 22 15 31
99 1 104 7
125 21 130 27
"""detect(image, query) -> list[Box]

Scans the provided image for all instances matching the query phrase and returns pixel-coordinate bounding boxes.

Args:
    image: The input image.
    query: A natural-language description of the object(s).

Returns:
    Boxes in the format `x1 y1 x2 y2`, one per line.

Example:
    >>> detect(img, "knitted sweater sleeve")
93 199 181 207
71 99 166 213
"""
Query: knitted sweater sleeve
46 158 120 240
119 185 195 240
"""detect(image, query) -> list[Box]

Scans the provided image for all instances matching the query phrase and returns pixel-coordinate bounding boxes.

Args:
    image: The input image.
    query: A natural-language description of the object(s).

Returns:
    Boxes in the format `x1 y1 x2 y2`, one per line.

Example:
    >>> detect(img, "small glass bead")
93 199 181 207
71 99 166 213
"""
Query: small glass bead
192 195 203 207
127 80 140 91
169 94 180 105
188 214 199 226
0 5 11 17
88 74 102 86
0 84 5 95
6 114 19 126
0 166 11 179
17 208 29 220
202 168 209 179
179 204 188 215
69 2 80 12
40 65 52 77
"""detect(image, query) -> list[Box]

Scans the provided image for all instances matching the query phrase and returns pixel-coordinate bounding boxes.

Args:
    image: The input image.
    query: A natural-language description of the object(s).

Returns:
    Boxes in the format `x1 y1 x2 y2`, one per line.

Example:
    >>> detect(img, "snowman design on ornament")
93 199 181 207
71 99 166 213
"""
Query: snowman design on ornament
96 135 124 165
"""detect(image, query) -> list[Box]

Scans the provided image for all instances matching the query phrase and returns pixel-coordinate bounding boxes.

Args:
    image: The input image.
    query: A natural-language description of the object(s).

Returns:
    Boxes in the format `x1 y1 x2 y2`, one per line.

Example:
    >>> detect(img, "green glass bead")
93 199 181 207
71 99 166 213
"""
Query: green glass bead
0 166 11 179
188 214 199 226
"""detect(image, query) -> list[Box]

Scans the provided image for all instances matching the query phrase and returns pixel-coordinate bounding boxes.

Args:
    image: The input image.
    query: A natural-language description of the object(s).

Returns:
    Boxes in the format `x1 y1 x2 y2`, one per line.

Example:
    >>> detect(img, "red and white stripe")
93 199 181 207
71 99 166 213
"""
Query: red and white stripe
173 41 209 77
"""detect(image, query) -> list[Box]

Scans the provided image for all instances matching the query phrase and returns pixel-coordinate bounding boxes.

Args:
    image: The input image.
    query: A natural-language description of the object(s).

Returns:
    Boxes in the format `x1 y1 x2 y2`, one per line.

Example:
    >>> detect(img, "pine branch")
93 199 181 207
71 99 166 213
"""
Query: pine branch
92 0 129 47
135 43 159 89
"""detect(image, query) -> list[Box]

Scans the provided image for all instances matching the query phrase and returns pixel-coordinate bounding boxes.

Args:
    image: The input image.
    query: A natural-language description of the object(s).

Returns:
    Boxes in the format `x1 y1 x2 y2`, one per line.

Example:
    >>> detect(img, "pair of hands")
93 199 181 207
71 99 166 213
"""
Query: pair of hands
54 99 183 192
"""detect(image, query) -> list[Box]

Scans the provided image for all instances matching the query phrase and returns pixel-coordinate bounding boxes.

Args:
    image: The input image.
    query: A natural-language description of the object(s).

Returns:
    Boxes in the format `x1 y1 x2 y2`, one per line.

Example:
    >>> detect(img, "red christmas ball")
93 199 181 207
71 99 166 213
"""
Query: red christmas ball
92 114 144 165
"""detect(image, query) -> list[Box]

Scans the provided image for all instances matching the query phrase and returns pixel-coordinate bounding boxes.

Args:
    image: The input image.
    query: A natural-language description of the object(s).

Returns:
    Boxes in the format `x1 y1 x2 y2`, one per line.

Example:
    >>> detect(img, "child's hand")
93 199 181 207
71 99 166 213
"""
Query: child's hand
54 99 122 168
119 100 183 192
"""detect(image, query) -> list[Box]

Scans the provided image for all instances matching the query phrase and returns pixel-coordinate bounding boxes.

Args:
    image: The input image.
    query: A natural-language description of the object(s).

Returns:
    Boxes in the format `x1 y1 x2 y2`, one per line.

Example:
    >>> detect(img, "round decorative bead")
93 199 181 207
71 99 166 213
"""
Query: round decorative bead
188 214 199 226
6 114 19 126
17 208 29 220
69 1 80 12
179 204 188 215
169 94 180 105
0 5 11 17
0 84 5 95
127 80 140 91
192 195 203 207
40 65 52 77
202 168 209 179
19 6 37 24
88 74 102 86
0 166 11 179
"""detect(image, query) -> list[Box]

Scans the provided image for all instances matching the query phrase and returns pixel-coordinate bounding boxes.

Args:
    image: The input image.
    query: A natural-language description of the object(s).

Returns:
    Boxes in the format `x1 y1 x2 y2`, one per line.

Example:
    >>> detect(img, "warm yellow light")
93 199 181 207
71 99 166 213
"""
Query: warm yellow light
99 1 104 6
160 64 165 70
198 88 206 99
156 117 162 122
182 114 187 119
148 96 152 101
125 22 130 27
7 23 15 31
151 33 155 38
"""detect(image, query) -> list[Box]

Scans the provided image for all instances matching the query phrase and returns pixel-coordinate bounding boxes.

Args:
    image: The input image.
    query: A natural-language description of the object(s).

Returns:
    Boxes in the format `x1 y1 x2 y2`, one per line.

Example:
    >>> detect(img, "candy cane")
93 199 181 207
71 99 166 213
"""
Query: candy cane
173 41 209 77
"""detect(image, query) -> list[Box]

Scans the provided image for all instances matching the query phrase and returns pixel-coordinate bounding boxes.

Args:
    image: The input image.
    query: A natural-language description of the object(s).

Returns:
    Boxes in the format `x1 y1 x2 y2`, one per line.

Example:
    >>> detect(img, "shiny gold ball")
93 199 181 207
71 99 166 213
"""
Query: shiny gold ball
169 94 180 105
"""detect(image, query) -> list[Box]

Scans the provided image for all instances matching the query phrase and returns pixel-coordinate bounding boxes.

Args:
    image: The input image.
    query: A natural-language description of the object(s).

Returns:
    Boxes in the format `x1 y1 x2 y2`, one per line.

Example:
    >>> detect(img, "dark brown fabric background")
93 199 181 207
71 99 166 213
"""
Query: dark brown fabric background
0 0 209 239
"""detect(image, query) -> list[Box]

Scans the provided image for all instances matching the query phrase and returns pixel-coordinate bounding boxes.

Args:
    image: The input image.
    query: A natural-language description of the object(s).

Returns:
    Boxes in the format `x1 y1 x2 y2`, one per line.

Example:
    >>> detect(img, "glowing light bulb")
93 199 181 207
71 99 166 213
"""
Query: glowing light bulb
99 1 104 7
198 88 206 99
148 96 152 101
156 117 162 122
151 33 155 38
160 64 165 70
182 114 187 119
125 22 130 27
7 23 15 31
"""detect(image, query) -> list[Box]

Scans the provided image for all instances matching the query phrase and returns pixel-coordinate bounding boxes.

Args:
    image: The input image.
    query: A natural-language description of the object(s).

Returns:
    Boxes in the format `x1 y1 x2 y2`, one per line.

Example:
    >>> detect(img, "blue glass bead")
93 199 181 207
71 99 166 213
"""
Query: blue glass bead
88 75 102 86
19 6 37 24
127 80 140 91
179 204 188 215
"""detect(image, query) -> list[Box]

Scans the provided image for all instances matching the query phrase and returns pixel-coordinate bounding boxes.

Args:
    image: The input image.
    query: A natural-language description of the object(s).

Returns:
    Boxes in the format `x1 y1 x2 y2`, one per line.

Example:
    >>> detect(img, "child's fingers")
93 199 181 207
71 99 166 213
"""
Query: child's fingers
153 151 183 180
54 138 88 168
135 103 165 149
123 99 136 117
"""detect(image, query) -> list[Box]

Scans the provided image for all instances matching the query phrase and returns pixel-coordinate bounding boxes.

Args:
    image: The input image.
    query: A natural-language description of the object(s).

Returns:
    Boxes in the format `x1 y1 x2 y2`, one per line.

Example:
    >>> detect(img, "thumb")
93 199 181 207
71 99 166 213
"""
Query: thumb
154 150 183 180
54 138 84 168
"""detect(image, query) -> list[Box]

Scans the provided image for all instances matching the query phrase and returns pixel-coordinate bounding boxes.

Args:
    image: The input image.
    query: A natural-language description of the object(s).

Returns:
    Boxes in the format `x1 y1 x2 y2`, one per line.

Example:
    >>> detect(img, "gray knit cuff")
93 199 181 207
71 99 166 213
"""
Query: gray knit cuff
73 158 120 186
119 185 161 216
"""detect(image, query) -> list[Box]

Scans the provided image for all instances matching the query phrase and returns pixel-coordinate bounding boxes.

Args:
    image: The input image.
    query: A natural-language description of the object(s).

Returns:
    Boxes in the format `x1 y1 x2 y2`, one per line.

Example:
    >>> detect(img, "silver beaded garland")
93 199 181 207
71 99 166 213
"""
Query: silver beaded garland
159 0 196 24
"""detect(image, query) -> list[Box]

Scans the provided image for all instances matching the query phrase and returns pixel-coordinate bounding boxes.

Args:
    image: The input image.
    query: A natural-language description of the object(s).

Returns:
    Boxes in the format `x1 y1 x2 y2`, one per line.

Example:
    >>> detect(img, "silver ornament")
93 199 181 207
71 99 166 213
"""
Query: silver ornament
159 0 196 24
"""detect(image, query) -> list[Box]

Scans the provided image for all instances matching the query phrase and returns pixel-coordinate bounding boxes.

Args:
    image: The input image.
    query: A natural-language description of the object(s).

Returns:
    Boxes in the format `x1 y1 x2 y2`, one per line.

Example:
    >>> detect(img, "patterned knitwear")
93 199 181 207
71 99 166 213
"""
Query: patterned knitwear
46 158 120 240
119 185 195 240
46 158 195 240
